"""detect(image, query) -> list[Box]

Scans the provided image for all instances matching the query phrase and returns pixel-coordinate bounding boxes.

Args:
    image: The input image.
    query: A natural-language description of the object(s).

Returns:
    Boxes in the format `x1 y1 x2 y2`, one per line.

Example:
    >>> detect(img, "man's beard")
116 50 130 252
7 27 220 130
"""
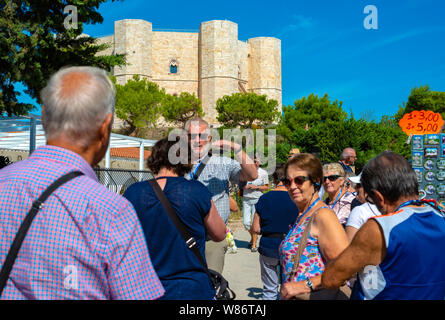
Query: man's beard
191 144 210 162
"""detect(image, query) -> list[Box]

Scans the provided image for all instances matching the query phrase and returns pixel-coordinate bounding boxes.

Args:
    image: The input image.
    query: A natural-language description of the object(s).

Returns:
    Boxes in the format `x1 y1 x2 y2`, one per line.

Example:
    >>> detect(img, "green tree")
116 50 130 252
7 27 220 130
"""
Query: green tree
0 0 125 116
162 92 204 127
394 85 445 131
276 93 410 169
114 75 166 135
277 93 347 141
216 92 280 128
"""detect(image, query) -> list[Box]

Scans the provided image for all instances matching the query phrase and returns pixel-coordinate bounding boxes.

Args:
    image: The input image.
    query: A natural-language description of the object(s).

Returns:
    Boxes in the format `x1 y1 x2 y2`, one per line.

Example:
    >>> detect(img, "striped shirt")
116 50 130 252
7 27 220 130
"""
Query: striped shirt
0 145 164 300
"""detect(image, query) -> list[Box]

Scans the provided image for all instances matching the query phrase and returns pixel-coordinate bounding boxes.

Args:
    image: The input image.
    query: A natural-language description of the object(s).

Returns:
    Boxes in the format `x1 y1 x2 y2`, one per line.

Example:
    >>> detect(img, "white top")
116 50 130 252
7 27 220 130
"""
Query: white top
243 167 269 200
346 202 381 230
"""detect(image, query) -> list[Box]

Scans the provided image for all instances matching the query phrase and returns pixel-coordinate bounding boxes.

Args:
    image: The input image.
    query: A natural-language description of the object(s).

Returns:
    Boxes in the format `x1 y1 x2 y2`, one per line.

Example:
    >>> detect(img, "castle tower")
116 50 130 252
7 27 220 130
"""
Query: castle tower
113 19 152 84
199 20 239 125
247 37 282 114
97 19 282 127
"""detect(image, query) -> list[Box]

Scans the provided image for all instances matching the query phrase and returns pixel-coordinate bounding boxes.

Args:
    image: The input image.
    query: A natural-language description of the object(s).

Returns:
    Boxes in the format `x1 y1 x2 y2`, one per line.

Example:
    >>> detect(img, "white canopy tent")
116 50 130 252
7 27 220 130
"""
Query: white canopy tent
0 115 157 170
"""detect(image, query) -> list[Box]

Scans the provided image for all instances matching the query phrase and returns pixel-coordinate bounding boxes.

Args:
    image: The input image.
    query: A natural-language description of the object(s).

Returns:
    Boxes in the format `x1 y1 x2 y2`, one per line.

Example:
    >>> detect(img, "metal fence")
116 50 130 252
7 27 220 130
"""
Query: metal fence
93 168 154 195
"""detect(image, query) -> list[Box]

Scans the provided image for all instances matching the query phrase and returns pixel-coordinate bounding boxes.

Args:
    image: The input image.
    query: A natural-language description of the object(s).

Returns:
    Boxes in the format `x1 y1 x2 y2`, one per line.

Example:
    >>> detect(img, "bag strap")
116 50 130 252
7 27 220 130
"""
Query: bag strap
0 171 84 297
192 154 211 180
288 206 327 281
148 178 209 270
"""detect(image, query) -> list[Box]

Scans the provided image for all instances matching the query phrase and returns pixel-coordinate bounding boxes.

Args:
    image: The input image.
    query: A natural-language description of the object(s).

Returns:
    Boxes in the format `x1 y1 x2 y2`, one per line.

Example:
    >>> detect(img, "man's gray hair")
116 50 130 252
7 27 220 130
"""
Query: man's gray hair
341 147 355 160
184 116 209 131
361 151 418 204
40 66 115 147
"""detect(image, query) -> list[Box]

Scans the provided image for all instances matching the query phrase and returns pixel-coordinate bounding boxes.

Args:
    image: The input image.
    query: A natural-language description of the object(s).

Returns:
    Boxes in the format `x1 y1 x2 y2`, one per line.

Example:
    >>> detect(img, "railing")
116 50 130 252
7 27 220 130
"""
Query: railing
93 168 154 195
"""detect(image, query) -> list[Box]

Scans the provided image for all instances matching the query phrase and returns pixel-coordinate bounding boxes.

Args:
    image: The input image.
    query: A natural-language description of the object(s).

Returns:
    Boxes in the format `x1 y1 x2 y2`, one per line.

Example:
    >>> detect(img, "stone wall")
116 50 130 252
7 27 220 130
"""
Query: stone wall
248 37 282 114
98 19 282 126
114 19 152 85
151 31 199 96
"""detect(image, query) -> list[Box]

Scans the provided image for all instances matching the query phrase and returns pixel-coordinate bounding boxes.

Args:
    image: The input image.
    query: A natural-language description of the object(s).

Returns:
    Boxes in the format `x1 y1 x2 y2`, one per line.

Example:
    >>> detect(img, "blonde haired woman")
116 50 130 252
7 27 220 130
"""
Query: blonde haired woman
322 163 355 226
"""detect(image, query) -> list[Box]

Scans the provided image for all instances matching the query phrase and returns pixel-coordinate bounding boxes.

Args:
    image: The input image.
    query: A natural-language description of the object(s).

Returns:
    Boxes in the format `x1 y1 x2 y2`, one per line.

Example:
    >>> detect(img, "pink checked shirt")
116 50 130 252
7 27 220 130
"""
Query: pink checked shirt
0 145 164 300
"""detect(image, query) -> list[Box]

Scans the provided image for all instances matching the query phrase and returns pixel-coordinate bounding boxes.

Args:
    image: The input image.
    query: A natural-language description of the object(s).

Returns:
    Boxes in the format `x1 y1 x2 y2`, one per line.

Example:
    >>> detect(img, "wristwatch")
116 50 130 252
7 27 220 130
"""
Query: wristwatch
305 277 314 292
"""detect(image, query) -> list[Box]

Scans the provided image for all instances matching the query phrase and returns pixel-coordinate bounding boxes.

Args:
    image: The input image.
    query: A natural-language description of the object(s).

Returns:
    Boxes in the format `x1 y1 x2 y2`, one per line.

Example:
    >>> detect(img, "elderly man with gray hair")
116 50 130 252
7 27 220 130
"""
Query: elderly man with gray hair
0 66 164 300
339 148 357 174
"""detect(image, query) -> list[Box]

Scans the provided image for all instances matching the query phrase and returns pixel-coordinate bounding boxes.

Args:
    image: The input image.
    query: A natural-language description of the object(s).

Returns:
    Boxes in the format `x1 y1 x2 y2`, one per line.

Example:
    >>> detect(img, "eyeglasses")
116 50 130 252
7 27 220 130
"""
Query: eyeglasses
323 175 343 182
188 133 209 140
283 176 310 187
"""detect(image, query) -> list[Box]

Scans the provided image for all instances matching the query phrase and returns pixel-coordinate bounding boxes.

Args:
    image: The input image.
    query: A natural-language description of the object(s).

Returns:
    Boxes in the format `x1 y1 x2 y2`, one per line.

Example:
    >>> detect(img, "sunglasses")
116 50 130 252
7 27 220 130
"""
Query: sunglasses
283 176 310 187
323 175 343 182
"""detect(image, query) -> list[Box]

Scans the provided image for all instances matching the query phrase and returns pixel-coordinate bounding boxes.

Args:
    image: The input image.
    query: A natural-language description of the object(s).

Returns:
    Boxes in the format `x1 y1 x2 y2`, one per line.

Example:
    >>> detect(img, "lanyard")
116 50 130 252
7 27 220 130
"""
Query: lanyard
394 199 442 212
190 161 202 180
329 187 344 209
394 200 418 212
295 198 320 226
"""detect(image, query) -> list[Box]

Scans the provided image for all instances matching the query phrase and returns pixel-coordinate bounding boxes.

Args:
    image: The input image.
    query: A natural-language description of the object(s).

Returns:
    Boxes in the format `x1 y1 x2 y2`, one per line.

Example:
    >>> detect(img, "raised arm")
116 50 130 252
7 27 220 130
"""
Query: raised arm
212 140 258 182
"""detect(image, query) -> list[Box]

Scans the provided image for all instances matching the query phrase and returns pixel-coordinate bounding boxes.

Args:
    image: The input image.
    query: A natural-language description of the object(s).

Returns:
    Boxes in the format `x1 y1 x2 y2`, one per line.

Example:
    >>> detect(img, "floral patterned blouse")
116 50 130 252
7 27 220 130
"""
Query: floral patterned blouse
326 191 356 226
279 208 328 283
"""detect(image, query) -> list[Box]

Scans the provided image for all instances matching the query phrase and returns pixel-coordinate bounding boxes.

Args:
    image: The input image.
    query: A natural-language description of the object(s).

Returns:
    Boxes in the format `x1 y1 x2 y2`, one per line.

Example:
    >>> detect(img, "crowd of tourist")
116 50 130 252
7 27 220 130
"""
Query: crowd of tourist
0 66 444 300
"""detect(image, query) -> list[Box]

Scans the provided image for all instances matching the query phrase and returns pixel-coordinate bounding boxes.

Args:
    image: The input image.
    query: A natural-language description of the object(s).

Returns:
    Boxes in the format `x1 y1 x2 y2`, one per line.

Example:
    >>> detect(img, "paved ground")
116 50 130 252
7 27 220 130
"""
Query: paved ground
222 224 264 300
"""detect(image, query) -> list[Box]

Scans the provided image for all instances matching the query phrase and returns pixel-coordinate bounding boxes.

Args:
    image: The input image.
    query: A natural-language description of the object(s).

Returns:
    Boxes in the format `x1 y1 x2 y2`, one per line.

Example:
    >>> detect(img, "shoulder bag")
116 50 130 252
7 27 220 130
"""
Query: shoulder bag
148 178 236 300
288 208 351 300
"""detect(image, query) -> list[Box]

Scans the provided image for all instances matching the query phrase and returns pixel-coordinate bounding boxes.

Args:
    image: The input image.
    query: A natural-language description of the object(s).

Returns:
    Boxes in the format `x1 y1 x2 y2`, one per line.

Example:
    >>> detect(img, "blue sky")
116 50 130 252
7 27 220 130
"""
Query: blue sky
24 0 445 120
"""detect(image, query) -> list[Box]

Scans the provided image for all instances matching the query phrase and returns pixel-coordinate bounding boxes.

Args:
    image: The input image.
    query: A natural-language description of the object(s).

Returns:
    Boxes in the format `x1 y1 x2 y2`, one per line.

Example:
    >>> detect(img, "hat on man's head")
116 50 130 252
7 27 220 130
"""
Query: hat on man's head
348 173 361 184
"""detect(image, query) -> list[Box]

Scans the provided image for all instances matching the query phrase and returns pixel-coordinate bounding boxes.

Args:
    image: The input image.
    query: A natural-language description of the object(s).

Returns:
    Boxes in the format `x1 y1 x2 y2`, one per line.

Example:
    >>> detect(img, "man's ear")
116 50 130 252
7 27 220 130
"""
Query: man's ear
40 105 45 127
372 190 387 212
98 113 113 146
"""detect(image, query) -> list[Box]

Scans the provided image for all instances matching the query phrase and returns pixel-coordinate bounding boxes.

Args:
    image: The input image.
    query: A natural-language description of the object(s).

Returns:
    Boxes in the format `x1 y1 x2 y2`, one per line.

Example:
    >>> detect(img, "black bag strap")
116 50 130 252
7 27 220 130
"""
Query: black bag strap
192 154 211 180
148 178 209 270
0 171 84 297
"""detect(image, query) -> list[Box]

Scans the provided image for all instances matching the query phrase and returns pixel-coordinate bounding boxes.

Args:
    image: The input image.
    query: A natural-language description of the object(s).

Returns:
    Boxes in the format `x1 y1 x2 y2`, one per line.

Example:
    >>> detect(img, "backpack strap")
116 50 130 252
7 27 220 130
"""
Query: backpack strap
288 206 328 281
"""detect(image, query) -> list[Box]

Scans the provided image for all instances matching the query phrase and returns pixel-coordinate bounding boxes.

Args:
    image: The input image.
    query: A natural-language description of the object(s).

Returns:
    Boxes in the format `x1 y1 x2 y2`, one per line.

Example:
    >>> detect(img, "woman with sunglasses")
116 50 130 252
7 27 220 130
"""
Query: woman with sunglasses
279 154 349 300
322 163 356 227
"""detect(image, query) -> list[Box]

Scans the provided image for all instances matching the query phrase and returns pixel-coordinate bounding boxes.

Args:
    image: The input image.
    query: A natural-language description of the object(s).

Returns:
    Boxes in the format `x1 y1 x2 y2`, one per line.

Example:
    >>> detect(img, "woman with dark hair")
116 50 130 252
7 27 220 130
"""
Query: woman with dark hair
250 164 299 300
123 137 226 300
279 154 349 300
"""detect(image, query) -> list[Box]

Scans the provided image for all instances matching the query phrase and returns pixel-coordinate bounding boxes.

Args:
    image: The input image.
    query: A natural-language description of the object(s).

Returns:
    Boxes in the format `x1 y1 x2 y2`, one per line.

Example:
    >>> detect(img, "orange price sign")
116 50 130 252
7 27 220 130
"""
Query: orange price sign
398 110 444 135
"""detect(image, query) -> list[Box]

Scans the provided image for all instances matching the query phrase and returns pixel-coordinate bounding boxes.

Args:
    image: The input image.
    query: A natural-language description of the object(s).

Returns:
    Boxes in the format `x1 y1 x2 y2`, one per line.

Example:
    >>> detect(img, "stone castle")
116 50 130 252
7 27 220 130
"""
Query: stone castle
98 19 282 126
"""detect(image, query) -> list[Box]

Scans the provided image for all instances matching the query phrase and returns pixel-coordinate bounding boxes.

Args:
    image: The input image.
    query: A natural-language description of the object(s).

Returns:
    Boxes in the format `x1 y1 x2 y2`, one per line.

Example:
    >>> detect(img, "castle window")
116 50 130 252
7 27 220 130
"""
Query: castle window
170 60 178 74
